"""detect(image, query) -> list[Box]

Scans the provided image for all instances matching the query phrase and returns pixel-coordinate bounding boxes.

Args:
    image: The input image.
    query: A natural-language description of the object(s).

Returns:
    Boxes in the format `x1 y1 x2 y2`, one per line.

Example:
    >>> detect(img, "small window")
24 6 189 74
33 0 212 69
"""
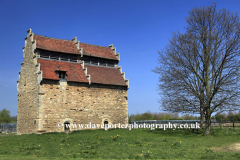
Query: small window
91 60 98 65
40 52 49 59
69 55 78 62
50 53 59 60
60 55 68 61
107 62 115 67
99 60 106 66
106 60 116 67
84 59 90 64
56 71 66 80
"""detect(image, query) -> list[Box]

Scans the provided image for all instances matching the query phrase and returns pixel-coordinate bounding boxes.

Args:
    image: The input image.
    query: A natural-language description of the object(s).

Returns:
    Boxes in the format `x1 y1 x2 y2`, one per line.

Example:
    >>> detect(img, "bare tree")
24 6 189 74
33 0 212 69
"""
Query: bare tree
153 3 240 135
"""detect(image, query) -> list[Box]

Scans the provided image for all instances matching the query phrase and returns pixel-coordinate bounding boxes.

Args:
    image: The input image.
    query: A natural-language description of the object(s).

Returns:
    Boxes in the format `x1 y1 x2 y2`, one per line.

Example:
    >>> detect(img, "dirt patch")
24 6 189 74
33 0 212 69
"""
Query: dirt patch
211 143 240 152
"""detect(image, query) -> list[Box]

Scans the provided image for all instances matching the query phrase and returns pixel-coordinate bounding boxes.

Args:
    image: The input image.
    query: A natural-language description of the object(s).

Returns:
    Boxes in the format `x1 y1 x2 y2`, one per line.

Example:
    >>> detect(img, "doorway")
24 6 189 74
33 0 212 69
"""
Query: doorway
64 122 70 133
104 120 108 130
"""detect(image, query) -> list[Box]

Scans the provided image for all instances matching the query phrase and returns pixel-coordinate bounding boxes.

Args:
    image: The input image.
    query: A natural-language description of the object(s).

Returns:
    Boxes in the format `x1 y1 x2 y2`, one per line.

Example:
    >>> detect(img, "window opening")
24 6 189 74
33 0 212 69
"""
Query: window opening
56 71 66 80
60 55 68 61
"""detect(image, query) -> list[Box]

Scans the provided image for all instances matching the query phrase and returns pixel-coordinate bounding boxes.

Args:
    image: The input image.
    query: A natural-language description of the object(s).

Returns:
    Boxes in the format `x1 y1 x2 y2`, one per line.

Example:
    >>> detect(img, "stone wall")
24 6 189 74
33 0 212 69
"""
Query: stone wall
38 80 128 132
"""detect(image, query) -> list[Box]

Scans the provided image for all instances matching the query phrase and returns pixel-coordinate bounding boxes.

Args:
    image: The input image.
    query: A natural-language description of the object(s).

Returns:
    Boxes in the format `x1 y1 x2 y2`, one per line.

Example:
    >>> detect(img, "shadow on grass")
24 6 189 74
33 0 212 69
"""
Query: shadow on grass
147 128 204 136
147 127 240 137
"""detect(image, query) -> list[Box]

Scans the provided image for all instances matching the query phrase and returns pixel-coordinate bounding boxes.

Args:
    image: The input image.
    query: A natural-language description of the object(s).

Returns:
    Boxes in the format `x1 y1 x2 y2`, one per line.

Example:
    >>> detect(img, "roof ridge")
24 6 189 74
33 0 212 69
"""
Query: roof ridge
35 35 111 48
34 34 74 42
80 42 110 48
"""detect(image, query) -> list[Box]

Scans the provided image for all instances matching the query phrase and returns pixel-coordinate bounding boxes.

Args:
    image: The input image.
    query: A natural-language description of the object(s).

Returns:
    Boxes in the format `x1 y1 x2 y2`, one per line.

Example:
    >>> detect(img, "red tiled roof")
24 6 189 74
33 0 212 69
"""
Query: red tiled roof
34 35 80 54
80 43 119 60
34 35 118 60
85 65 127 86
38 59 127 86
38 59 89 83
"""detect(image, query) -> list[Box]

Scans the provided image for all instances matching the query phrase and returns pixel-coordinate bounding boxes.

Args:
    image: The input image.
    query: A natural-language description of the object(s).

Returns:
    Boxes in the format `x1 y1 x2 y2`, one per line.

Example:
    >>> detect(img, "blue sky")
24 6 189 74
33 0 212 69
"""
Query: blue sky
0 0 240 116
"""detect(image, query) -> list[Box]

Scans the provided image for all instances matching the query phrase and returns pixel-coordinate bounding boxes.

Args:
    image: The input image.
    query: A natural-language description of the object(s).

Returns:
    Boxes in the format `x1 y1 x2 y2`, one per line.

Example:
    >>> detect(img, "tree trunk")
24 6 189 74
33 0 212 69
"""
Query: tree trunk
200 110 204 129
199 101 204 129
204 108 211 135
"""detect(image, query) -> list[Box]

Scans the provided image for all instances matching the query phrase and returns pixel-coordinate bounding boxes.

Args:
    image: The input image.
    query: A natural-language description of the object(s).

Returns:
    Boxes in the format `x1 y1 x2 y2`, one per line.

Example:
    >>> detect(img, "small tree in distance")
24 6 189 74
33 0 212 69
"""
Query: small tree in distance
0 108 11 123
215 114 225 122
153 3 240 135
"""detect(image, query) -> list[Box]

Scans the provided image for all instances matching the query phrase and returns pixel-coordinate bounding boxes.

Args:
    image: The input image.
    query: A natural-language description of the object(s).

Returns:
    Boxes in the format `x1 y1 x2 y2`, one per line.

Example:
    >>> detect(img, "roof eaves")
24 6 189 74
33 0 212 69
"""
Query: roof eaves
91 82 128 87
42 77 59 81
80 42 109 48
37 48 80 55
83 52 119 61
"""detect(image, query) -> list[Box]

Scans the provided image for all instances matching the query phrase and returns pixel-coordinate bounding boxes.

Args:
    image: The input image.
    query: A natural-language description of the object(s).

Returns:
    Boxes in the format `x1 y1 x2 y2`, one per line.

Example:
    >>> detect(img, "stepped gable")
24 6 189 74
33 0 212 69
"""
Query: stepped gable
85 65 127 86
38 59 89 83
34 35 80 54
80 42 119 60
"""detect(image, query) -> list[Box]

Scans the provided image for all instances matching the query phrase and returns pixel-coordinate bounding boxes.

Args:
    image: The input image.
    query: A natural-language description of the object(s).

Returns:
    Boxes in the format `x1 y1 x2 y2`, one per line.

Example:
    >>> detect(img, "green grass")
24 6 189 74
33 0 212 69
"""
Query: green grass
0 132 17 136
0 128 240 159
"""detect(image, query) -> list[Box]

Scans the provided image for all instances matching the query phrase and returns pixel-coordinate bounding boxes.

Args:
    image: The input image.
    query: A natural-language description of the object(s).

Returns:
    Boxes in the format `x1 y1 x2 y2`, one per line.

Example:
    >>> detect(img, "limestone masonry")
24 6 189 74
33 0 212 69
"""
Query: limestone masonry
17 29 129 134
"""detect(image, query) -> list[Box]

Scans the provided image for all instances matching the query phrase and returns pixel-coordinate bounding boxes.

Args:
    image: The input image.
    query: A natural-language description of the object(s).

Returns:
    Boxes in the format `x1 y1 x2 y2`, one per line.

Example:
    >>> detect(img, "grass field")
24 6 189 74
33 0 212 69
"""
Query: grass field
0 128 240 159
0 132 17 136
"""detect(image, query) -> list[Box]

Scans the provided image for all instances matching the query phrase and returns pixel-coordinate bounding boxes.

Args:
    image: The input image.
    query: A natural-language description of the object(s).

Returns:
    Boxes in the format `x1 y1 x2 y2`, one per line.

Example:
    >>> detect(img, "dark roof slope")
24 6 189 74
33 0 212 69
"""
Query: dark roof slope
34 35 80 54
38 59 89 83
80 43 118 60
85 65 127 86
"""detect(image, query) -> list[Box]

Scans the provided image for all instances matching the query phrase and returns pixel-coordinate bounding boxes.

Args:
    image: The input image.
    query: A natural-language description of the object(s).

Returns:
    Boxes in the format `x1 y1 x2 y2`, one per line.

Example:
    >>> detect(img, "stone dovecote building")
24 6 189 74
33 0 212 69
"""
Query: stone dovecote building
17 29 129 134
